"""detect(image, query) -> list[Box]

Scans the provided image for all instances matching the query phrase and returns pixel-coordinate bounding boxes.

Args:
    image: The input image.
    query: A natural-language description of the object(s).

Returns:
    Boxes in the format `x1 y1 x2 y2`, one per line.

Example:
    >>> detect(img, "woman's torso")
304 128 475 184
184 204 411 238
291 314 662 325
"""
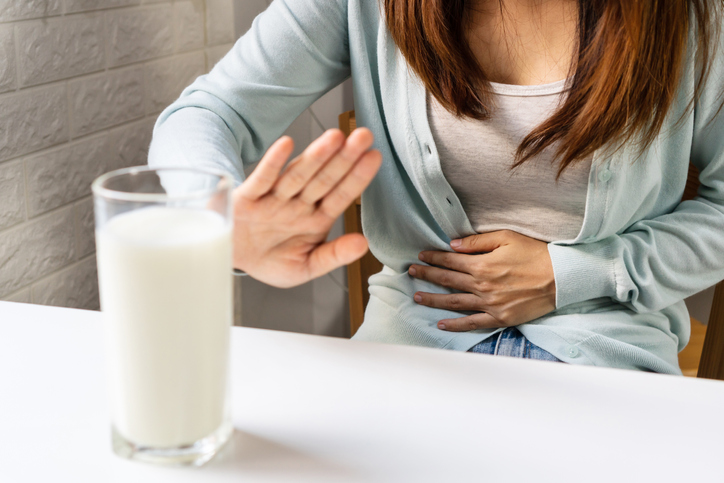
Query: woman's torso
427 79 592 242
346 0 705 373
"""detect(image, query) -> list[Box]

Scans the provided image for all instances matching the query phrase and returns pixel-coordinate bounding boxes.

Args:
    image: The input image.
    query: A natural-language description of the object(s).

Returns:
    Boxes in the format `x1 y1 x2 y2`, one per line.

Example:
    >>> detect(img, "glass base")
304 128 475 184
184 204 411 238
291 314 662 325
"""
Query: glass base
112 421 233 467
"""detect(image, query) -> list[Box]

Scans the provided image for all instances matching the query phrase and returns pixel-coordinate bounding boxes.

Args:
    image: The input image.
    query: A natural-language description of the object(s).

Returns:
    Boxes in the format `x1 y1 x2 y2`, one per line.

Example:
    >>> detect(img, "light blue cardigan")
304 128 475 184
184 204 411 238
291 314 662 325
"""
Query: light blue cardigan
149 0 724 373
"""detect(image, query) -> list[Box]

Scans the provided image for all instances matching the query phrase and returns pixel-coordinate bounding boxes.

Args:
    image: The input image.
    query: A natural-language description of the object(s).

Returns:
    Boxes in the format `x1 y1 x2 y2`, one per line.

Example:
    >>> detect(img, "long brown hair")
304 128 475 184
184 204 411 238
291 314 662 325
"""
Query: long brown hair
385 0 721 175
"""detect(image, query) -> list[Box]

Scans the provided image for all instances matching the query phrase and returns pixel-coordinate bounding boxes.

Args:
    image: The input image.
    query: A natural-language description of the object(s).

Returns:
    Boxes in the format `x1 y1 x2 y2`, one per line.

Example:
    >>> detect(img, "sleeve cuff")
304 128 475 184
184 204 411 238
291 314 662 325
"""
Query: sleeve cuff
547 241 619 308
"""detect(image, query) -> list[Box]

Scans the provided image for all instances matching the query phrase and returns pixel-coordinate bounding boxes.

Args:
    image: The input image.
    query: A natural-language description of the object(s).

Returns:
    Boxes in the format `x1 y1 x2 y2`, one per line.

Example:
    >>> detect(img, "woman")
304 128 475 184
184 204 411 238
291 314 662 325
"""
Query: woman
149 0 724 373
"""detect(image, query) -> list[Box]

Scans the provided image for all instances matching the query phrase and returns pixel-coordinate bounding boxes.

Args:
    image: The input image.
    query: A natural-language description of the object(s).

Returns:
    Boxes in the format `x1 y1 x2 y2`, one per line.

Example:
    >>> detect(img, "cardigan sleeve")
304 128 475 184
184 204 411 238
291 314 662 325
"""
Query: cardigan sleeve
548 43 724 313
148 0 351 183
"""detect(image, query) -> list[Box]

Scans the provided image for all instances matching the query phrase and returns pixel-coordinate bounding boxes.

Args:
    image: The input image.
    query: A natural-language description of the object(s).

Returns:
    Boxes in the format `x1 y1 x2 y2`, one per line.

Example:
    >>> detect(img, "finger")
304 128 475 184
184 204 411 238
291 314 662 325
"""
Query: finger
237 136 294 200
298 128 376 204
272 129 346 200
318 149 382 219
413 292 484 312
437 313 504 332
418 250 478 274
450 230 514 253
307 233 369 280
408 264 474 292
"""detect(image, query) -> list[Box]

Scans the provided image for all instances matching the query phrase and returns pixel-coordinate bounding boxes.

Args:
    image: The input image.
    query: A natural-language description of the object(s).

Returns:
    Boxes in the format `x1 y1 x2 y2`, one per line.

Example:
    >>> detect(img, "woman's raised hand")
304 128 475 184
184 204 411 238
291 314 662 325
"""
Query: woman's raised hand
232 128 382 288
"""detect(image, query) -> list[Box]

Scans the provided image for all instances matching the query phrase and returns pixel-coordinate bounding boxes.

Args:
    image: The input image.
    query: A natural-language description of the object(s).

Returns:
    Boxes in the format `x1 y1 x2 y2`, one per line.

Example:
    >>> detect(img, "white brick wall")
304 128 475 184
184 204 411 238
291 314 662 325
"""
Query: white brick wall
69 66 146 137
174 1 205 52
0 206 77 296
145 51 206 113
0 0 236 310
0 25 17 93
107 5 174 67
0 1 63 23
16 13 105 87
0 85 69 162
205 0 234 46
0 161 26 230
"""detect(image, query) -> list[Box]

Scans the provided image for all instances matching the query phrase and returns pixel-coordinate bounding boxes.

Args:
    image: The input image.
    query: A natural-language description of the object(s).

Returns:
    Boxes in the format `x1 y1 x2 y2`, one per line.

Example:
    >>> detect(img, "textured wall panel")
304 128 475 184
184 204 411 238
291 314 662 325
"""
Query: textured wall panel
0 161 26 231
0 26 16 93
69 66 146 137
64 0 139 14
73 197 95 260
24 134 114 217
107 5 174 67
15 14 105 87
174 1 205 53
234 0 268 37
4 288 31 303
144 52 205 114
0 85 68 163
32 256 99 310
0 207 76 297
109 118 154 169
206 0 235 46
0 0 61 23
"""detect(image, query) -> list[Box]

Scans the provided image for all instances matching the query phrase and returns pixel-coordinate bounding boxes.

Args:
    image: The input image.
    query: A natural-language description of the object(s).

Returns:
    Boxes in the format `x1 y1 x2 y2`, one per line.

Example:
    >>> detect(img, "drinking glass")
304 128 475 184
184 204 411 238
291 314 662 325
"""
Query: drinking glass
92 166 234 466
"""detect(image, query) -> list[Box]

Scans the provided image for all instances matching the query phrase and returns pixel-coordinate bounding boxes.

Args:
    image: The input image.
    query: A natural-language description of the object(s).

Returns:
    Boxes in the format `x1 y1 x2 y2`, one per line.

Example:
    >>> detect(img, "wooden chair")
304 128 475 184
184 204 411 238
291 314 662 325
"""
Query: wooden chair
339 110 724 380
339 111 383 337
681 164 724 380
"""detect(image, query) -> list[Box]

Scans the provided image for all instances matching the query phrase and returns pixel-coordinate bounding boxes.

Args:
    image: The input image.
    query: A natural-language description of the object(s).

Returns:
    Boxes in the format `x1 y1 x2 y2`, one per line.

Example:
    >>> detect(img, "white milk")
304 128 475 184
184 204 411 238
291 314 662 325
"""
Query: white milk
96 207 232 448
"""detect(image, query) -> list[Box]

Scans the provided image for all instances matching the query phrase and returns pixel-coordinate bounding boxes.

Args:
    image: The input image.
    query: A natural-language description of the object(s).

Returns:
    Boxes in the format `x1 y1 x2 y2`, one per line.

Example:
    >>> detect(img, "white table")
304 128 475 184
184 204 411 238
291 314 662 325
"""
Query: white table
1 301 723 482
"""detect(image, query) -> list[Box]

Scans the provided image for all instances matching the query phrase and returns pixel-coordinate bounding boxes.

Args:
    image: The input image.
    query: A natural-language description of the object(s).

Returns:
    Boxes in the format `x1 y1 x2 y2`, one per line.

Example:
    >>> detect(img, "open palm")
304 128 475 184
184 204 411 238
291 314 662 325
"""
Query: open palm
232 128 382 288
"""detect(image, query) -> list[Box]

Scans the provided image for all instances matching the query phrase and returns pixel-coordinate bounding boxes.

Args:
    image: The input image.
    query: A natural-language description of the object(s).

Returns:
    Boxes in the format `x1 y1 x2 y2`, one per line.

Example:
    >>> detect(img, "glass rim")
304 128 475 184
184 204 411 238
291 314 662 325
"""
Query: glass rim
91 166 234 202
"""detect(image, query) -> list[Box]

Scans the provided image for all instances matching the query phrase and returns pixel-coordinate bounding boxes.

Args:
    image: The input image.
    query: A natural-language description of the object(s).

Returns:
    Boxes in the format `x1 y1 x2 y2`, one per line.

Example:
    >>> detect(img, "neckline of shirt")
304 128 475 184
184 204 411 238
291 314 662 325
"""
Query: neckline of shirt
488 78 569 97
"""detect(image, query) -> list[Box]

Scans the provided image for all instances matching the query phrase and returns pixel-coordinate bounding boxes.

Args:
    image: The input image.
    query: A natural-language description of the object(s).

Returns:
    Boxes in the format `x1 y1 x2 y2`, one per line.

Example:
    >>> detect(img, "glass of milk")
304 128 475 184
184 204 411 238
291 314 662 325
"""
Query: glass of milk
92 166 234 466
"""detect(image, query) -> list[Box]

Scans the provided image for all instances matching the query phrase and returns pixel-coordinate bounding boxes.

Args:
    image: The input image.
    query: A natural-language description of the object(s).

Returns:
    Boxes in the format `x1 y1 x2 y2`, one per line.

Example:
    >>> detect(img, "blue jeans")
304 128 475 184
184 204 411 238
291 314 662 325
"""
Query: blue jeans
469 327 562 362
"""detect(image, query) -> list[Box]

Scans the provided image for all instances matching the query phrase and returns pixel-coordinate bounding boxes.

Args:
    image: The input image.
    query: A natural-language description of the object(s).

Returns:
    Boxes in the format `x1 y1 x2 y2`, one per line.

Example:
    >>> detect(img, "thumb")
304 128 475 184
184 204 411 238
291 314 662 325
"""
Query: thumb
307 233 369 279
449 231 509 253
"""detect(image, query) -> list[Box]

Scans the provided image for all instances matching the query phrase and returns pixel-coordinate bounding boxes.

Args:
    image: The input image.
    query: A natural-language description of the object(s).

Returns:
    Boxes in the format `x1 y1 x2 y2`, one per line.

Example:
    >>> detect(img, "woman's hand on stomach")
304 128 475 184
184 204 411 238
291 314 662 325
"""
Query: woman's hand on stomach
408 230 556 331
232 128 382 288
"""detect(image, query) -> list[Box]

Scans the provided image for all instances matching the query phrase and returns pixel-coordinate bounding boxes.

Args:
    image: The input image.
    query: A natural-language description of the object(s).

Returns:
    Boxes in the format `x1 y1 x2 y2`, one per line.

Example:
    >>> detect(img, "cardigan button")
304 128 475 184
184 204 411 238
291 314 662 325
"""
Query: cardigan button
568 346 580 358
598 168 612 182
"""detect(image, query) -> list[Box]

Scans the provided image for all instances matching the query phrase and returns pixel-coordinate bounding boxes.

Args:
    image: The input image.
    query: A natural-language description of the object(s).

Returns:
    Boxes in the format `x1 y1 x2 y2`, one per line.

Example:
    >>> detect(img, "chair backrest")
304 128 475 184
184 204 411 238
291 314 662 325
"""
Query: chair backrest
698 284 724 379
339 111 724 378
339 111 383 337
684 164 724 380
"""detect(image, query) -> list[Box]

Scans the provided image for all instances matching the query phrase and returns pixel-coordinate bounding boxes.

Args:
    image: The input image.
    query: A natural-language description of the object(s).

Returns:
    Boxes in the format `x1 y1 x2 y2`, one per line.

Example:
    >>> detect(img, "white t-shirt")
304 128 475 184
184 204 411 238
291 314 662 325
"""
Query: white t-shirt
427 79 592 242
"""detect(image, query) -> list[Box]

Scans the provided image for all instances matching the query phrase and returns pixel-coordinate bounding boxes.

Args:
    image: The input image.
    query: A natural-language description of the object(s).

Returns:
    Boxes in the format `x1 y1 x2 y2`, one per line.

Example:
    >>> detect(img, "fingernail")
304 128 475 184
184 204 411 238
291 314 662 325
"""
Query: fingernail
418 252 426 261
414 293 422 303
438 322 447 330
408 266 417 276
450 239 461 248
